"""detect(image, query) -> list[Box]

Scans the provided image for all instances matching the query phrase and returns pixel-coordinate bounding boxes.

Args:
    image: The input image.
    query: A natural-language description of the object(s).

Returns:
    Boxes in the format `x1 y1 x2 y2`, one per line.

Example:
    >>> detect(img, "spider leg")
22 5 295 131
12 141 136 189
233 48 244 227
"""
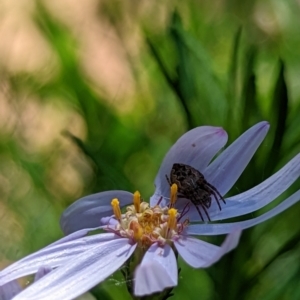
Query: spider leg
199 203 211 222
165 174 172 186
178 201 191 222
208 189 222 211
156 196 163 206
205 181 226 204
193 203 210 222
182 202 190 215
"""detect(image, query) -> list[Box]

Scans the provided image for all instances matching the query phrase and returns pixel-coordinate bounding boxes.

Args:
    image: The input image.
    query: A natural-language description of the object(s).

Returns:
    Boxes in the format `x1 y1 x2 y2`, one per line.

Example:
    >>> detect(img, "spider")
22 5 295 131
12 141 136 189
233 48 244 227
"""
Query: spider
165 163 226 221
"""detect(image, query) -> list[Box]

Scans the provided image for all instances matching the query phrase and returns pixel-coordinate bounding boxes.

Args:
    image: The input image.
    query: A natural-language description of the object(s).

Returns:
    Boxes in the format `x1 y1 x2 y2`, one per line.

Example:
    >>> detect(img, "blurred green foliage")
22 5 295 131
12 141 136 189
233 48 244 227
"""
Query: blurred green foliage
0 0 300 299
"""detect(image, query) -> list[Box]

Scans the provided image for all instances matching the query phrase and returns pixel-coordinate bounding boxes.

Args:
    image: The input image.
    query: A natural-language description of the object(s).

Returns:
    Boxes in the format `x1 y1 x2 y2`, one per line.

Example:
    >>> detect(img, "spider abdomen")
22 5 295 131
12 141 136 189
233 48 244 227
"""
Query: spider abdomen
166 163 226 221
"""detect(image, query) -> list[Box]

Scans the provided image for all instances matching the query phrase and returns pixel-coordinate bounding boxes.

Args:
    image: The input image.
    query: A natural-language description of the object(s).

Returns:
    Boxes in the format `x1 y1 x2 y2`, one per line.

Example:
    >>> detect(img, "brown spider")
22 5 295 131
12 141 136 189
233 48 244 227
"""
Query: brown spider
165 163 226 221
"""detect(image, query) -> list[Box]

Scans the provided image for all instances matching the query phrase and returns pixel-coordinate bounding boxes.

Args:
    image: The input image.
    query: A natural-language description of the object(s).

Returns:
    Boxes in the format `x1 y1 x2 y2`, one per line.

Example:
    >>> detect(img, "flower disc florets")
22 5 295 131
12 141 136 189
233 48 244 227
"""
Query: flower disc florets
108 185 188 249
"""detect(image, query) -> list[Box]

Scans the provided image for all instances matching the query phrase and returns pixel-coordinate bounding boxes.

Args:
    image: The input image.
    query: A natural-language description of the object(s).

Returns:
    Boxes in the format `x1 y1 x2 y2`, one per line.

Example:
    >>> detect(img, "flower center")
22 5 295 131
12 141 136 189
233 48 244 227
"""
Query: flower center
107 184 188 248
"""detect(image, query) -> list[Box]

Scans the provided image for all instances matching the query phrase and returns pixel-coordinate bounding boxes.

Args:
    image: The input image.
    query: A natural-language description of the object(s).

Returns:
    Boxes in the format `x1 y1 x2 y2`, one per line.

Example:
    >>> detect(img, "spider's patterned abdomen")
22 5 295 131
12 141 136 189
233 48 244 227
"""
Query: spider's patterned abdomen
166 163 226 221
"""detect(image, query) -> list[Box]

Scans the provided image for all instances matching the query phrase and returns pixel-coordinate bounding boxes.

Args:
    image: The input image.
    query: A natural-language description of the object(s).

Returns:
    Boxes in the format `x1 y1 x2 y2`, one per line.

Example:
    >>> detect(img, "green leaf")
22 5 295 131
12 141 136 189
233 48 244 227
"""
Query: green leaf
227 26 242 101
241 45 260 131
226 27 242 132
170 12 227 127
265 60 288 175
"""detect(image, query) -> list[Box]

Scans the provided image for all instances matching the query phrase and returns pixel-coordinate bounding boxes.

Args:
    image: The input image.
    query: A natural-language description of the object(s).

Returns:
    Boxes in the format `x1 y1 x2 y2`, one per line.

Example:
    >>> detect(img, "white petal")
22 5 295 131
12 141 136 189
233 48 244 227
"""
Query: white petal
174 230 241 268
186 189 300 235
134 243 177 296
0 233 116 286
204 121 269 195
14 239 136 300
151 126 228 206
209 153 300 220
60 190 133 235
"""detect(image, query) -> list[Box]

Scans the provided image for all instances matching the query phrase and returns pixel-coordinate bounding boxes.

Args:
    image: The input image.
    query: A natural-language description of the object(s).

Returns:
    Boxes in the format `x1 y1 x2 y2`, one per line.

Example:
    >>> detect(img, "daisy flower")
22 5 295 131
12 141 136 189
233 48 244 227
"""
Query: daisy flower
0 121 299 300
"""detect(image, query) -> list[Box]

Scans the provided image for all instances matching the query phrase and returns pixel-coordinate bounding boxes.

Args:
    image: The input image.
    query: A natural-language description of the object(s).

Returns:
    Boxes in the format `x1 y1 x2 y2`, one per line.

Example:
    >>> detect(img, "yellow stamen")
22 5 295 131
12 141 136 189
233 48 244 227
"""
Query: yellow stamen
130 221 144 240
133 191 141 213
111 198 122 221
170 183 178 206
167 208 177 230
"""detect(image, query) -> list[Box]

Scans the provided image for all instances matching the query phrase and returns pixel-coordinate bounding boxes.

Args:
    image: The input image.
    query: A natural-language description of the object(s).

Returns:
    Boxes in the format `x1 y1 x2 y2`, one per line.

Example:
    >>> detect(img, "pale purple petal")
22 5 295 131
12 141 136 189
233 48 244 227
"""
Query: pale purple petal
204 121 269 195
14 239 136 300
151 126 228 206
0 280 21 300
208 154 300 221
60 190 133 235
49 226 104 247
174 230 241 268
0 233 117 286
186 189 300 235
100 216 118 226
34 266 52 282
134 243 177 296
184 153 300 222
0 266 52 299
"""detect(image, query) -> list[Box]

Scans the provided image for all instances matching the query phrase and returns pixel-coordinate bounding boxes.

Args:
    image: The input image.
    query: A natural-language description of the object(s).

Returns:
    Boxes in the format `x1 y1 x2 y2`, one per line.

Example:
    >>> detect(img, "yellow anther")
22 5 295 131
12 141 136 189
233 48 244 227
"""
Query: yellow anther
133 191 141 213
130 221 144 241
170 183 178 206
111 198 122 221
167 208 177 230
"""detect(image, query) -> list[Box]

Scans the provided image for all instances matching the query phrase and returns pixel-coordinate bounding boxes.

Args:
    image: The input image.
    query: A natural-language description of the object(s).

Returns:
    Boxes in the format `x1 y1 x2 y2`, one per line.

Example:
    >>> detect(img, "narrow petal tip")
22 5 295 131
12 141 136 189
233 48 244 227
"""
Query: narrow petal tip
215 127 227 137
257 121 270 132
